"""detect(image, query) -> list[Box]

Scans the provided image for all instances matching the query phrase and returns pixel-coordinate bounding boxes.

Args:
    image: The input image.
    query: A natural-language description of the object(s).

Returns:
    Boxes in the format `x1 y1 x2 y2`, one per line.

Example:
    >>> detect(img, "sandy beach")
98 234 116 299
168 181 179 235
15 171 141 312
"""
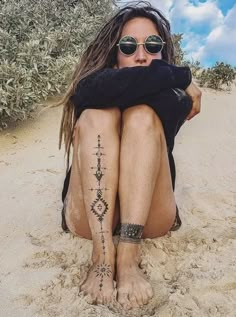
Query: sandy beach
0 85 235 317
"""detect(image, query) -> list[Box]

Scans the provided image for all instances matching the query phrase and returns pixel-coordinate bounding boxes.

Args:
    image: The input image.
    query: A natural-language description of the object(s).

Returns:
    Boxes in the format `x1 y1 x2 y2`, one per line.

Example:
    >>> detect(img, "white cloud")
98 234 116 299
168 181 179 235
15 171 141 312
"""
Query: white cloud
191 5 236 65
169 0 223 28
182 31 203 53
117 0 223 27
147 0 173 16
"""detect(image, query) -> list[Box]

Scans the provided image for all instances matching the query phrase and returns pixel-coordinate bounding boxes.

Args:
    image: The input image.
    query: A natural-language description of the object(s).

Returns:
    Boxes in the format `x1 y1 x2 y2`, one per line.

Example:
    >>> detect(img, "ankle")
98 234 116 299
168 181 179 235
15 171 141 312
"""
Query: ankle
117 242 140 265
92 240 116 264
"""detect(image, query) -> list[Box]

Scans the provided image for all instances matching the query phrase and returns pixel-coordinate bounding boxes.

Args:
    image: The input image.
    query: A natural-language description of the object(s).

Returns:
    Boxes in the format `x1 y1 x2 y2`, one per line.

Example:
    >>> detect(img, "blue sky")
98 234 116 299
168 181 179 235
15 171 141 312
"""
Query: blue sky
117 0 236 67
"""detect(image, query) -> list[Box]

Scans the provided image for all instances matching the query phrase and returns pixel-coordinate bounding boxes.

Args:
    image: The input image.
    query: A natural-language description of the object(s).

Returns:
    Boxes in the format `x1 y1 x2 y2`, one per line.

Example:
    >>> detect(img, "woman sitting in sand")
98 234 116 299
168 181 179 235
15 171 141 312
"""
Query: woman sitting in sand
58 2 201 309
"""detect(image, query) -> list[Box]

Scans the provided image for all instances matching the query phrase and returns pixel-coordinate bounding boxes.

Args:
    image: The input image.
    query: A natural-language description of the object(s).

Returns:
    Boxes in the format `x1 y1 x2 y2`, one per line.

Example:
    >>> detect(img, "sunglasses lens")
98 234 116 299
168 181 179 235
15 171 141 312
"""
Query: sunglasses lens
145 35 164 53
119 36 137 55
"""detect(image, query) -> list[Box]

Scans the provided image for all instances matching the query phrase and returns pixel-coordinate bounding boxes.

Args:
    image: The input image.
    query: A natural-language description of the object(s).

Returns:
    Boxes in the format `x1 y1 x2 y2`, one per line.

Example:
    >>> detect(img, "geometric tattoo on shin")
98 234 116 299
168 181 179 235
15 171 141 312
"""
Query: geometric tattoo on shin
89 135 112 291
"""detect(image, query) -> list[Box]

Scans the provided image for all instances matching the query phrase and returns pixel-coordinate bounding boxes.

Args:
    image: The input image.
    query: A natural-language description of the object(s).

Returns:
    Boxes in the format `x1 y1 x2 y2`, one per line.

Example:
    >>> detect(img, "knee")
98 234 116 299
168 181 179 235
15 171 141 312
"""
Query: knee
76 107 121 133
122 104 163 133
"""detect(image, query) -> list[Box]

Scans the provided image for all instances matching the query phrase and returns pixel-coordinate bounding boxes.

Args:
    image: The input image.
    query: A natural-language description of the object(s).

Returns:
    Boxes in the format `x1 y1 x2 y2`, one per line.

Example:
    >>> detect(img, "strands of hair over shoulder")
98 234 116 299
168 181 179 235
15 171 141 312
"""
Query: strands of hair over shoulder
58 1 175 171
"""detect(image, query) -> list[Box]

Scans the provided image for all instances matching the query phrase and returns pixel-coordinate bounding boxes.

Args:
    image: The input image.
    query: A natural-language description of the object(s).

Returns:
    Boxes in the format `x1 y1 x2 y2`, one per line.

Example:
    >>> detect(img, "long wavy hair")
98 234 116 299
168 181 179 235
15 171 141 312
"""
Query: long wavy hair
58 1 175 171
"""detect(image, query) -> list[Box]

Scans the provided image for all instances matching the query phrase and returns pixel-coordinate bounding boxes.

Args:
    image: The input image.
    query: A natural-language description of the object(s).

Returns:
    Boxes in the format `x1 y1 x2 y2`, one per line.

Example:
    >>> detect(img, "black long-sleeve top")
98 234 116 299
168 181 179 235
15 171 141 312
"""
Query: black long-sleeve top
71 59 191 111
62 59 193 203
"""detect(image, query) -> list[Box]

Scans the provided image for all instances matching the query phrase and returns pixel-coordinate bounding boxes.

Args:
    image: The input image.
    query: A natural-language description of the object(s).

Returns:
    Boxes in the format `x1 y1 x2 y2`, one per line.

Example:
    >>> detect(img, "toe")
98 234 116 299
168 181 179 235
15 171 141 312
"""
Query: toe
80 281 90 293
117 292 127 305
78 290 86 297
141 292 149 305
117 291 131 310
128 294 140 308
80 284 85 292
146 285 154 299
103 296 108 305
91 292 99 305
104 290 113 305
134 290 144 307
96 294 104 305
78 275 87 288
85 294 95 305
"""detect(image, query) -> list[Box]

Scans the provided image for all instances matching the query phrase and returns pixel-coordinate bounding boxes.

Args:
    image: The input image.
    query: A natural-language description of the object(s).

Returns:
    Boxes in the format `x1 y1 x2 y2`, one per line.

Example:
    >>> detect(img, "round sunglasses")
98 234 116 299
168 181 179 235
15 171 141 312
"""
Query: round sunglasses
116 34 166 56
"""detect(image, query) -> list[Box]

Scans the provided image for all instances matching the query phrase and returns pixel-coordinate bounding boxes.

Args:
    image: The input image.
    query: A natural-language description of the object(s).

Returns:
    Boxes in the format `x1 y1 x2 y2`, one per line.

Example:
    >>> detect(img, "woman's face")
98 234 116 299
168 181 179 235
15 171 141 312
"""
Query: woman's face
116 17 162 69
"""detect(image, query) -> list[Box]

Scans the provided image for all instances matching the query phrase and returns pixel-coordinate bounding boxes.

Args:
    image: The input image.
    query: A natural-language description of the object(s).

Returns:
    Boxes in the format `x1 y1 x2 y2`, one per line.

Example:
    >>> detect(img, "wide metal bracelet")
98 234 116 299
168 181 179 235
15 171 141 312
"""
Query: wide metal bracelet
119 223 144 243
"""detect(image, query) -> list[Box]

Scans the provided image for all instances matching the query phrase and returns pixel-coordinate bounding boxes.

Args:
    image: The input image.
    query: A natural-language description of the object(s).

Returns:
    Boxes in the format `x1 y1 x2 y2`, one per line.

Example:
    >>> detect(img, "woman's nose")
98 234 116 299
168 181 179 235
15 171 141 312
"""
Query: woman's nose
135 44 147 63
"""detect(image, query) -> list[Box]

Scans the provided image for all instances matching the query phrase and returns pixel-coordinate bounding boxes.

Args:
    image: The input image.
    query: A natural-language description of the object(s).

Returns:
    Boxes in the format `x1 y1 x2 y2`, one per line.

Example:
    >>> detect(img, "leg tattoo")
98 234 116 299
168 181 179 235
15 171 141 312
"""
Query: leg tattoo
120 223 144 244
94 263 112 291
90 135 112 291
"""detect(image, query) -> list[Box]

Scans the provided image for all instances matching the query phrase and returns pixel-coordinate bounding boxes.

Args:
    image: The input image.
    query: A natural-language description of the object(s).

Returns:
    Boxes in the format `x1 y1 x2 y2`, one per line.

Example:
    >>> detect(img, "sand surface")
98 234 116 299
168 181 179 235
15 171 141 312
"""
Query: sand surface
0 86 236 317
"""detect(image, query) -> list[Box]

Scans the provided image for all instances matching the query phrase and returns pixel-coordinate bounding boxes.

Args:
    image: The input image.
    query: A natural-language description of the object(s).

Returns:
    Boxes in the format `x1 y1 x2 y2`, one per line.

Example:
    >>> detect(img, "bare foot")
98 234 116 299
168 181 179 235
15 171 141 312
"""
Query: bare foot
116 242 153 309
79 243 115 305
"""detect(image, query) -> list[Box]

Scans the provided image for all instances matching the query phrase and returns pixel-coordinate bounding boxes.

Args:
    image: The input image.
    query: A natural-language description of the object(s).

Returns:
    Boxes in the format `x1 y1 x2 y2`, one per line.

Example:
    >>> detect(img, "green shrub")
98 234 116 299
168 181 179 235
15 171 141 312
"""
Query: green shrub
172 33 185 65
0 0 116 128
182 59 201 78
197 62 235 90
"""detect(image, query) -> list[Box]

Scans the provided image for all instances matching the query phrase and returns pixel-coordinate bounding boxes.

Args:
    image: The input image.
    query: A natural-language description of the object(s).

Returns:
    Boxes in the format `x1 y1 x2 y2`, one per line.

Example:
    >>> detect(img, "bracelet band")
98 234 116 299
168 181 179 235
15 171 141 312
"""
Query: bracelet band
119 223 144 244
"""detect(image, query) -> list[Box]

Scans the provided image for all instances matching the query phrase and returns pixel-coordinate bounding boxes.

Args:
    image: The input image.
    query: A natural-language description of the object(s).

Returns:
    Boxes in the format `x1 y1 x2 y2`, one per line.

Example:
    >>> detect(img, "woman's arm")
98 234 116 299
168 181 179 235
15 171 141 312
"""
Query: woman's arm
71 59 192 112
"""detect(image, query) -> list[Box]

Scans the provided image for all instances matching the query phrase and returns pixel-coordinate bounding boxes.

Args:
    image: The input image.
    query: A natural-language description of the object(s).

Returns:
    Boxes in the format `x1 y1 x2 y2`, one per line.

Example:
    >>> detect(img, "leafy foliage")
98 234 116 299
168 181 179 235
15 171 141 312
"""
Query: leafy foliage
197 62 235 90
0 0 116 127
182 59 201 77
172 33 185 65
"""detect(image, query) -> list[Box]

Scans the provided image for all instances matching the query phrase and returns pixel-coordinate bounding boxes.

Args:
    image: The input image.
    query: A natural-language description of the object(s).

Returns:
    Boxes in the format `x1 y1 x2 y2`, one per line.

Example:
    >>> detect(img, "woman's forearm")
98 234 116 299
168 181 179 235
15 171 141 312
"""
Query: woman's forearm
71 59 192 112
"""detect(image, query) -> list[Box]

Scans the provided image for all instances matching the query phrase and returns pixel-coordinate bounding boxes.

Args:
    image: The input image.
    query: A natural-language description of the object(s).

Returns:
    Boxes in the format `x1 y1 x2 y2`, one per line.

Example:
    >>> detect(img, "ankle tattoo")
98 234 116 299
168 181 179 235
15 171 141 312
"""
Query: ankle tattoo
120 223 144 244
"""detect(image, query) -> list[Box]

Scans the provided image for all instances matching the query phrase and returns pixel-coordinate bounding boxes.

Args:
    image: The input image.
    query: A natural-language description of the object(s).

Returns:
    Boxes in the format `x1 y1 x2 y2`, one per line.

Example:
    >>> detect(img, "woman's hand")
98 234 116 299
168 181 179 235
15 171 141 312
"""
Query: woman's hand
185 82 202 120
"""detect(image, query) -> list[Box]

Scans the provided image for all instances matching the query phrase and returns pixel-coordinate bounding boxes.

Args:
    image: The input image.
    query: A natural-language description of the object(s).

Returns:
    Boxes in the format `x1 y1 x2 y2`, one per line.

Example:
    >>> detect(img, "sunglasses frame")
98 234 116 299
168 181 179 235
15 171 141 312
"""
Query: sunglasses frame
116 34 166 56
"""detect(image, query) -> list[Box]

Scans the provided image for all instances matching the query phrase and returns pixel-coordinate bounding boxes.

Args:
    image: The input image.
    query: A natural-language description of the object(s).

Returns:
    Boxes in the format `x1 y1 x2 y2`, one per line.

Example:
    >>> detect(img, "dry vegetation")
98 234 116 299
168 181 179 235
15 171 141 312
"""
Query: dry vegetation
0 0 115 128
0 0 235 128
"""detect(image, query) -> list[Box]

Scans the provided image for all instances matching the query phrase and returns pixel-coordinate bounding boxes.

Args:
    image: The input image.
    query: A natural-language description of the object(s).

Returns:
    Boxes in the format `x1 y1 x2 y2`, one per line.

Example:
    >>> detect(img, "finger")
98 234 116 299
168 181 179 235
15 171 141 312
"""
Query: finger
190 106 201 119
186 103 200 120
186 113 196 120
186 110 196 120
193 97 201 112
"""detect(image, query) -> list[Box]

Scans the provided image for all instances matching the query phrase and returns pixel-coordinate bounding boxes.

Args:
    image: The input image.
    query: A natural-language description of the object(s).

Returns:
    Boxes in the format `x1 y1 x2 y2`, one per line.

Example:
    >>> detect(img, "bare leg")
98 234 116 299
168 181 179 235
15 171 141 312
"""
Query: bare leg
116 105 176 309
64 107 121 304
